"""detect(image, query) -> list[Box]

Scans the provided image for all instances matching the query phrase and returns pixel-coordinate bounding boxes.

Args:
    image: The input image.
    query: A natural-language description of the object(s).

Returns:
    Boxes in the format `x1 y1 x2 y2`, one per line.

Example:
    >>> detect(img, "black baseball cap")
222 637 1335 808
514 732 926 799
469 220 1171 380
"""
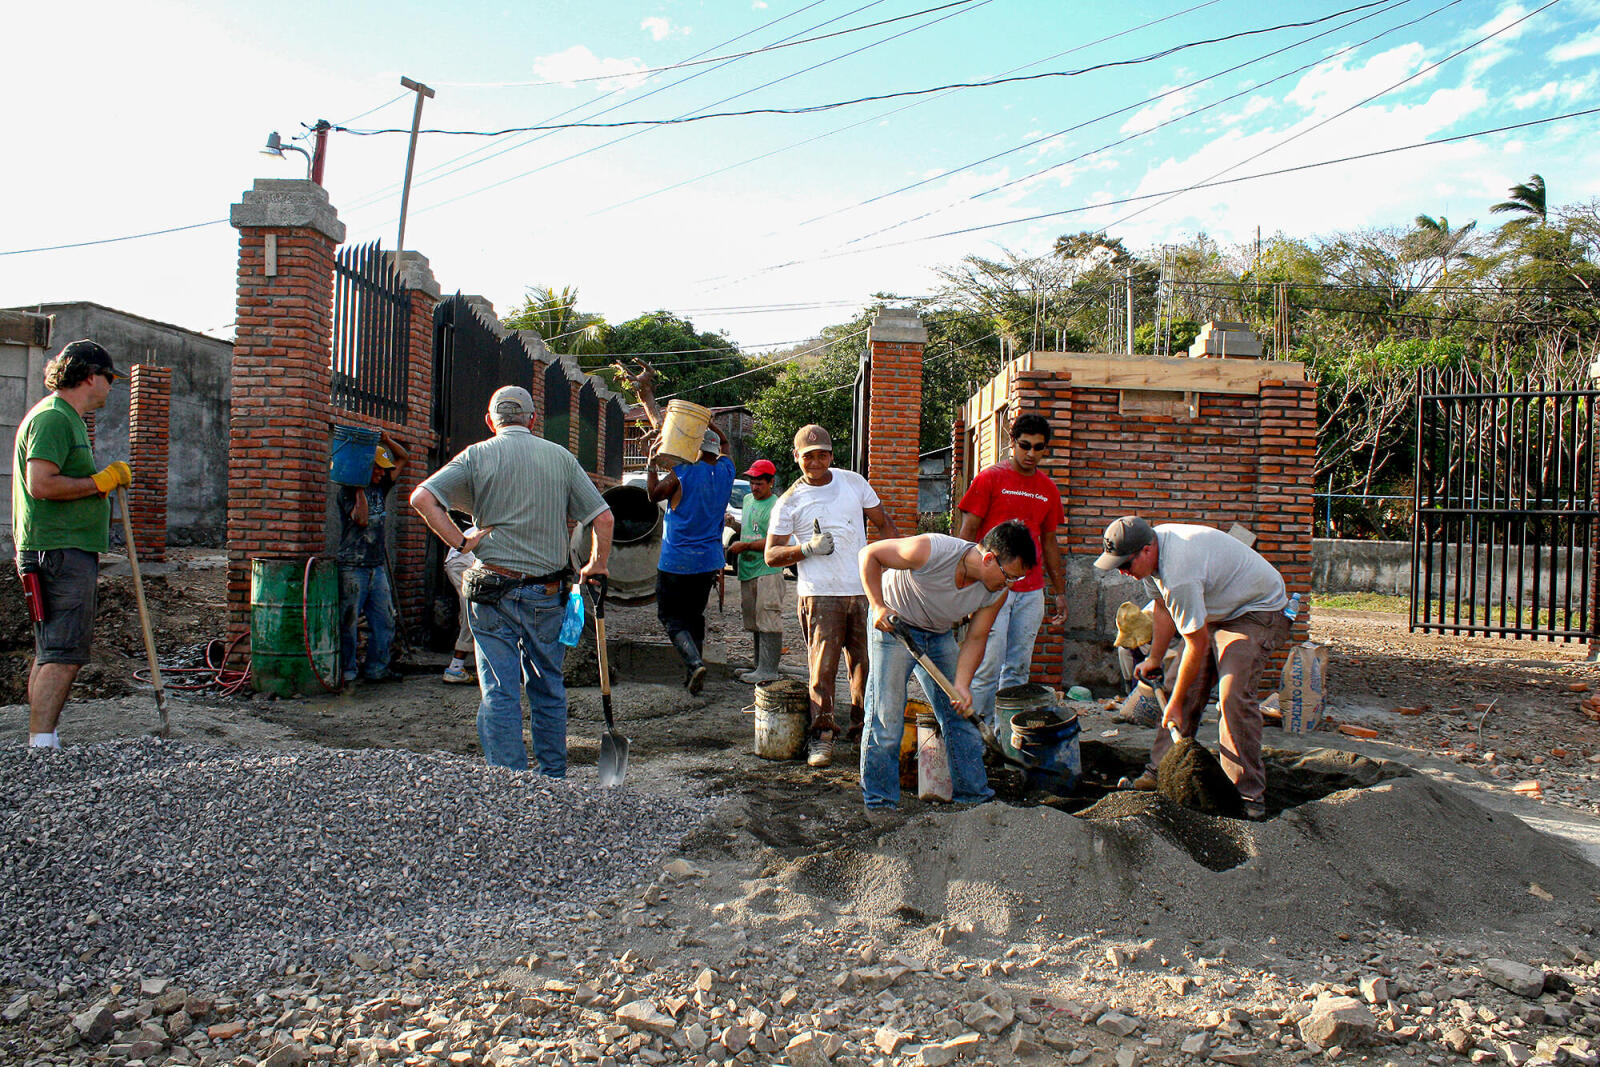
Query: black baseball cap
1094 516 1156 571
58 339 119 379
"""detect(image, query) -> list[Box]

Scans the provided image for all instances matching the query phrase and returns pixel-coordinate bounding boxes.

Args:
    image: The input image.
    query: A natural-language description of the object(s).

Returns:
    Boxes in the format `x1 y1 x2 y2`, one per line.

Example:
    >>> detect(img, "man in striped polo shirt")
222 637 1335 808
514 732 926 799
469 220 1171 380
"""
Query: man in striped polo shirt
410 386 614 775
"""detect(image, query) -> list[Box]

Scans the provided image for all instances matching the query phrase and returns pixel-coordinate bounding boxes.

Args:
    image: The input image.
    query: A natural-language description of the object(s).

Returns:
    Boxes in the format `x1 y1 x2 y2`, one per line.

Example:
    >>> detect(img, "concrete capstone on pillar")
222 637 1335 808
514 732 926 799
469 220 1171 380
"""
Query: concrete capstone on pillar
866 308 927 538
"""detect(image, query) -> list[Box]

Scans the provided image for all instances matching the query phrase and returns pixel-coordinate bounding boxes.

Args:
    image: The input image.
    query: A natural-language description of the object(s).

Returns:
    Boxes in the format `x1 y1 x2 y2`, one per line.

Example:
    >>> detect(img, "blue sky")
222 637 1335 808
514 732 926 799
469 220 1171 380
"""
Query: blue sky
3 0 1597 353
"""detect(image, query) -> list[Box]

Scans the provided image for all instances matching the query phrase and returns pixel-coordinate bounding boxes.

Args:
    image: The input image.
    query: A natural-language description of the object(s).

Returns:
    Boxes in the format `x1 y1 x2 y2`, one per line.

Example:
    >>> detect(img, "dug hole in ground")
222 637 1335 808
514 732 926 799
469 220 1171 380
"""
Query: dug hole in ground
0 551 1597 1067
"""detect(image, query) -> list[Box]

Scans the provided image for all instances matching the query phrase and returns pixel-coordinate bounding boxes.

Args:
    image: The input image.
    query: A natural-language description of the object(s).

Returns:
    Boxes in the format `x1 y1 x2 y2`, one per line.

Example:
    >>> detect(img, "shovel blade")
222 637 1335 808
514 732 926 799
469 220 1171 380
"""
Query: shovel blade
598 730 630 788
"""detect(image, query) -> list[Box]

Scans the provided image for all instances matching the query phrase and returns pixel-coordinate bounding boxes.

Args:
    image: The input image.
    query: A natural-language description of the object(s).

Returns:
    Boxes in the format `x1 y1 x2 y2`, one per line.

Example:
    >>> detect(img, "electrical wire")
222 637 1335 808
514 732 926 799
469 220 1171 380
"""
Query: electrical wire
0 218 228 258
340 3 1390 137
439 0 981 87
1097 0 1559 231
656 326 872 400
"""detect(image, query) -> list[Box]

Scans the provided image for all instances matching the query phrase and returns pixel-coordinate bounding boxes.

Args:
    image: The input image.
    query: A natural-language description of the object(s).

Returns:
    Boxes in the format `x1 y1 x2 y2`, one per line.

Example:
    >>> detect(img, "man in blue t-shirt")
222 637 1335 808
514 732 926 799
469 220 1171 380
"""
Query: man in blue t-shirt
647 423 734 694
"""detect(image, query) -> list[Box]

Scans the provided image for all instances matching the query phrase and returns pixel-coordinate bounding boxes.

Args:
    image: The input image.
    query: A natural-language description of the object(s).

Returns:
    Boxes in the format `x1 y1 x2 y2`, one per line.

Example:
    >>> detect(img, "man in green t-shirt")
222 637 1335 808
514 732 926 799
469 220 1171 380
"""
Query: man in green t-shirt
12 339 132 749
725 459 785 683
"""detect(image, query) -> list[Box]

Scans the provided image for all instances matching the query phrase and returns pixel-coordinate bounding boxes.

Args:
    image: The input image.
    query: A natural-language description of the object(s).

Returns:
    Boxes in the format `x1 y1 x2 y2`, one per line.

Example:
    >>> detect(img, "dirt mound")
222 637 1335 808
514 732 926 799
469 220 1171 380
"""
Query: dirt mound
759 770 1597 948
1157 737 1243 818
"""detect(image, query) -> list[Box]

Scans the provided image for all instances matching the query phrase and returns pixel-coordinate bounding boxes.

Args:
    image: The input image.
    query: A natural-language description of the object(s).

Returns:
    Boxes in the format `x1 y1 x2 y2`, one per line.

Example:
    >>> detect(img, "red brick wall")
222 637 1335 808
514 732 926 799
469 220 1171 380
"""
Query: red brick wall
981 370 1315 691
128 365 170 563
868 338 923 537
227 227 338 636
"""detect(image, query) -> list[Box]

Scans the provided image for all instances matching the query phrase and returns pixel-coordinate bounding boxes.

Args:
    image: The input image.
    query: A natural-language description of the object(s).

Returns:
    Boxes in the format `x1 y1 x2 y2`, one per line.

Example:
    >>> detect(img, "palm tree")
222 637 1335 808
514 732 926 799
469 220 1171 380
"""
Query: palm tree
1410 214 1478 284
1490 174 1547 242
503 285 607 355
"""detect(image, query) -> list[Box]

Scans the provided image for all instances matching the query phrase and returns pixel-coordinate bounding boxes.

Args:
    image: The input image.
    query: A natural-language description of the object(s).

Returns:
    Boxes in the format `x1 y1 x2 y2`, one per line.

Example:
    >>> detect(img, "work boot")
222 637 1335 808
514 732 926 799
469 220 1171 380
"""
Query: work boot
738 632 782 684
687 664 708 695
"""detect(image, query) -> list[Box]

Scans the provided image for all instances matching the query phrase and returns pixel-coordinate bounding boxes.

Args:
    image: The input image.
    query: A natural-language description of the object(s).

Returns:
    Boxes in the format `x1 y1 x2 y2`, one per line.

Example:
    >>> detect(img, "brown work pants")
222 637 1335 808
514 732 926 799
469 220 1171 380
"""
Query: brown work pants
798 594 868 738
1146 609 1289 803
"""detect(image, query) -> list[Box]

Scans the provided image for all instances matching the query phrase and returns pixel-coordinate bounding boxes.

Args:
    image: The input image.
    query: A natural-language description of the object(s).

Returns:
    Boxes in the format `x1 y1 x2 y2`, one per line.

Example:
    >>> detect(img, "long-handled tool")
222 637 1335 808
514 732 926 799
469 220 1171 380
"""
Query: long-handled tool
885 617 1032 771
116 489 169 737
588 575 629 787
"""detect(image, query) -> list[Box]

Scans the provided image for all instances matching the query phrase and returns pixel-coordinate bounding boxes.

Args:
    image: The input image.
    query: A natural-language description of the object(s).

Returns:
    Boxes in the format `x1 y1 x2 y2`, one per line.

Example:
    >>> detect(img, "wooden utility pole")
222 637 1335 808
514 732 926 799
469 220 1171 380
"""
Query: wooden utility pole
396 76 436 252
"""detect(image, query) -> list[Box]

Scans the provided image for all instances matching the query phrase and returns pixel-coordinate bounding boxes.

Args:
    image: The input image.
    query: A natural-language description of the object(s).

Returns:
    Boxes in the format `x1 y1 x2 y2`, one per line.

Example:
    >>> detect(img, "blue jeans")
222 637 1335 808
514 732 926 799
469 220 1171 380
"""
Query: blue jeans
469 585 568 776
339 564 395 679
860 625 993 809
970 587 1046 729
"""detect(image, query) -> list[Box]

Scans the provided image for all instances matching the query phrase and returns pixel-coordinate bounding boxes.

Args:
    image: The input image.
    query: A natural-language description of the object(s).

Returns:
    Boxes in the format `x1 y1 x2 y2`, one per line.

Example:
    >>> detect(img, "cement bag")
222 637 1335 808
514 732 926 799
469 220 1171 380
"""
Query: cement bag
1279 641 1327 735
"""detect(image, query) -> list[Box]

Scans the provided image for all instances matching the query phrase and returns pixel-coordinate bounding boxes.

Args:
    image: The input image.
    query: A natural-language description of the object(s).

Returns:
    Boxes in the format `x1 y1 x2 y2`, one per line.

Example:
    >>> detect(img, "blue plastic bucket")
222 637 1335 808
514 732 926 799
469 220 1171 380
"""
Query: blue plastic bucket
1010 709 1081 796
329 424 380 486
994 683 1058 764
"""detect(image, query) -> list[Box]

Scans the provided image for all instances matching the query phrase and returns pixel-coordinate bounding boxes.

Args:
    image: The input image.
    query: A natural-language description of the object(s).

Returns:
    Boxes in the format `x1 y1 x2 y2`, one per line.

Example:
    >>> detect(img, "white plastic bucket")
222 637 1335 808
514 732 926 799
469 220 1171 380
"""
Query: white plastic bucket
754 678 808 760
659 400 713 464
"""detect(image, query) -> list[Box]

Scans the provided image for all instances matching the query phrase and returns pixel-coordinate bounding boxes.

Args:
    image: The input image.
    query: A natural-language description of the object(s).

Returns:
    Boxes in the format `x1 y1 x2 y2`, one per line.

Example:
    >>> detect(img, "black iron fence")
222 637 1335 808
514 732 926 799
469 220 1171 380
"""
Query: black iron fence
1411 366 1600 641
332 241 410 421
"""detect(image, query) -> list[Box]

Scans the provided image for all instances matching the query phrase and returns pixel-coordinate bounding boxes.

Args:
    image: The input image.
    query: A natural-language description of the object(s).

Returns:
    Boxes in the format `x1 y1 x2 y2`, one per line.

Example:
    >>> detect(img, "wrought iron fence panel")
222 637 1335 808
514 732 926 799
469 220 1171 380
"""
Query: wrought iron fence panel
332 240 410 421
1411 366 1599 641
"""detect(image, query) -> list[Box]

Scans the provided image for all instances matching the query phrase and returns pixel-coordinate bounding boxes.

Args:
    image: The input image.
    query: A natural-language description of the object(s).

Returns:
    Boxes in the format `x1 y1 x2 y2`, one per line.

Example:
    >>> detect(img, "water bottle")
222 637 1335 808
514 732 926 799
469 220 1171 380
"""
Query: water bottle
1283 591 1302 622
558 587 585 648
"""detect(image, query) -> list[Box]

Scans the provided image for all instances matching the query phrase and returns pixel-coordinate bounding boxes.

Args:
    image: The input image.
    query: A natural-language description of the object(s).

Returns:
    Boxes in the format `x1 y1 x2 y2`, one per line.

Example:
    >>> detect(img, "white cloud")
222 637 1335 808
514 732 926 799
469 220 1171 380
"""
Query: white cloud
1548 29 1600 62
641 16 688 41
531 45 648 90
1120 87 1197 135
752 1 768 7
1461 3 1533 78
1511 81 1560 109
1286 44 1430 119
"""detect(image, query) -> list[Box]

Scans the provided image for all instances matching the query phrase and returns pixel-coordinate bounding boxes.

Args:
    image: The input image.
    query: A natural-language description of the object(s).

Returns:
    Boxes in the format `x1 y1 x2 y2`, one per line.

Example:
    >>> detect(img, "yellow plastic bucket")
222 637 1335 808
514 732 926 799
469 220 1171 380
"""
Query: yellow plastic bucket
659 400 713 464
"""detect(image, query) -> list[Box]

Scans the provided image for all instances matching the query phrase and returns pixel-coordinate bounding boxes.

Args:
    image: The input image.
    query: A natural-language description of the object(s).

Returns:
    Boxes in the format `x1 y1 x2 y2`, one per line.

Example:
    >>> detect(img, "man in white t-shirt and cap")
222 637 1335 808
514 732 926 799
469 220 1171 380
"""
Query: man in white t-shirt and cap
765 424 899 769
1094 515 1289 820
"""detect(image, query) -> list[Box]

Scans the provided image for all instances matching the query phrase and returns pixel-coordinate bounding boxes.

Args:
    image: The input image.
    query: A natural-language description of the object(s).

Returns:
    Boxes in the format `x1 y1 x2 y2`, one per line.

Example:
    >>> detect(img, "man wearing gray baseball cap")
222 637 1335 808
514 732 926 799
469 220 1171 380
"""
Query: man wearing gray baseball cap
1095 515 1289 819
411 385 614 775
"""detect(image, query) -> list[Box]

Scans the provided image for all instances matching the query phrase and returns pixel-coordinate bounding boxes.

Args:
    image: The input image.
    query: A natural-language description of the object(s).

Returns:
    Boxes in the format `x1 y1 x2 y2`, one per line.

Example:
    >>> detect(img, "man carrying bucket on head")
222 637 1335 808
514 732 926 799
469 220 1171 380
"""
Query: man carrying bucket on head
857 521 1035 810
336 430 409 684
764 425 899 769
616 361 735 694
1094 516 1289 821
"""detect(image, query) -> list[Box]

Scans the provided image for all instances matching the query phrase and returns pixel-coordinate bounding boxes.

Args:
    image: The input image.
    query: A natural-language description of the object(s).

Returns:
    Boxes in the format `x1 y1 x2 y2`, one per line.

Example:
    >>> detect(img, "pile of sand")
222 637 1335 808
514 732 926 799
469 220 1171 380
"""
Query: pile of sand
763 760 1597 948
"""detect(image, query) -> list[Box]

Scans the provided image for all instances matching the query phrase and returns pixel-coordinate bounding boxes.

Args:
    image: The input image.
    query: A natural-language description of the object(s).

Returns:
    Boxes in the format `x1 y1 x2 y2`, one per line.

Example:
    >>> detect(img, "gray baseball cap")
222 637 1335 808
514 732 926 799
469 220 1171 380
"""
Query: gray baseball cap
490 385 534 416
701 428 721 457
1094 516 1156 571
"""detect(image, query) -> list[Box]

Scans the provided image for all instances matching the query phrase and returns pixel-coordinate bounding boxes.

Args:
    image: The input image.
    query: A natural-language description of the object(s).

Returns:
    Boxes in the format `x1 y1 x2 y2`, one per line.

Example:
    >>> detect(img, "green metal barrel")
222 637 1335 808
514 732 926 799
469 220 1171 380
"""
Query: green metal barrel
250 557 338 696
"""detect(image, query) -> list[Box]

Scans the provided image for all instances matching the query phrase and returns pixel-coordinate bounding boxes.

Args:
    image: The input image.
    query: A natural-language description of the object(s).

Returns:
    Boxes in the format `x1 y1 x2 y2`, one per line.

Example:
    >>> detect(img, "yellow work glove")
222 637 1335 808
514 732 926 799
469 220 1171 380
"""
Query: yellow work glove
90 461 132 495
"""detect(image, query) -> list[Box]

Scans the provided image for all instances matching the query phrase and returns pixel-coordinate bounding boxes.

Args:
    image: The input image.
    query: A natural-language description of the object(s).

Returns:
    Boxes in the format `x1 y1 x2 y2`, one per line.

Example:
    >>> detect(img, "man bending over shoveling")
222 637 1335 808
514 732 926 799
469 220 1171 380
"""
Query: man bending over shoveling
856 521 1035 810
1093 516 1289 821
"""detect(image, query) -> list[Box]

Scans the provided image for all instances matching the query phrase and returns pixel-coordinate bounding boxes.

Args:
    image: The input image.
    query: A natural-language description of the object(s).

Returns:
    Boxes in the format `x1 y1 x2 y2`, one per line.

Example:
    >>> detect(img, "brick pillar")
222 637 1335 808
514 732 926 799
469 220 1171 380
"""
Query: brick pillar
226 179 345 636
393 252 441 629
127 365 171 563
866 308 925 537
566 362 582 457
1256 378 1318 690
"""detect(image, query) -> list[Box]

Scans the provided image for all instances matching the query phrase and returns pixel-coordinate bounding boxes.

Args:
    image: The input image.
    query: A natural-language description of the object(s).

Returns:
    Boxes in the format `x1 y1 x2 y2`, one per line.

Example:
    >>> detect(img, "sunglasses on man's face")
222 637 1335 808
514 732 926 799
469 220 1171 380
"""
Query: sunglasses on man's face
1014 440 1048 452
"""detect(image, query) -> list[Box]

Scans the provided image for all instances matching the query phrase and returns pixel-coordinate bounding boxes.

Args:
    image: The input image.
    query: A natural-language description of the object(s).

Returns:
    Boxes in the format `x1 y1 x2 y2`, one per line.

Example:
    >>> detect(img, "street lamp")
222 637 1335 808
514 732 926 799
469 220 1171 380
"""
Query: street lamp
261 131 312 177
260 121 330 185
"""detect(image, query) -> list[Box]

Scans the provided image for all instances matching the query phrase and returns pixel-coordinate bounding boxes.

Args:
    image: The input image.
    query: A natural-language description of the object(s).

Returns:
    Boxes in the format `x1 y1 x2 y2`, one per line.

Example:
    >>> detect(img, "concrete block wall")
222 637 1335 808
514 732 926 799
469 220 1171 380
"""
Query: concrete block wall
127 365 171 563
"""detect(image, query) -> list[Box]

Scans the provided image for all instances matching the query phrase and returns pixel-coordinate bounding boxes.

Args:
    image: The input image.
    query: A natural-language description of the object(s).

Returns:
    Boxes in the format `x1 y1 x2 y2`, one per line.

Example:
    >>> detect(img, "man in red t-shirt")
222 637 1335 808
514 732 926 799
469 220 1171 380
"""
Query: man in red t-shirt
955 413 1065 728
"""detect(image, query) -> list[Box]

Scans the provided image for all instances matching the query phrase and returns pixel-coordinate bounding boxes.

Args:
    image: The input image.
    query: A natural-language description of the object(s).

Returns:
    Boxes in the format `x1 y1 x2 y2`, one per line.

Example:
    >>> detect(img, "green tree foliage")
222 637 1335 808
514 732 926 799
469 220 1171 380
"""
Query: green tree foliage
503 286 607 355
596 311 774 409
747 314 869 484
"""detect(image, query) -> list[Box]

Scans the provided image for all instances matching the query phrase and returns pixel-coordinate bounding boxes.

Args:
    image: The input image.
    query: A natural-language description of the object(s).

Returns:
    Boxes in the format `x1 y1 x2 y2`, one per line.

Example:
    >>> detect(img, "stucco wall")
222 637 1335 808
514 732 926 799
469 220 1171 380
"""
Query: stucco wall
4 302 232 546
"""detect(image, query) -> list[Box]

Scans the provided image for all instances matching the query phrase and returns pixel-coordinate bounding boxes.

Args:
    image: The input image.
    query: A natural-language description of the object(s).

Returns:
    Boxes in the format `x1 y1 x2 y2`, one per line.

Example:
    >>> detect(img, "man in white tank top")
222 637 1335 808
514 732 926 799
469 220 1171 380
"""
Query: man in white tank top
856 521 1036 810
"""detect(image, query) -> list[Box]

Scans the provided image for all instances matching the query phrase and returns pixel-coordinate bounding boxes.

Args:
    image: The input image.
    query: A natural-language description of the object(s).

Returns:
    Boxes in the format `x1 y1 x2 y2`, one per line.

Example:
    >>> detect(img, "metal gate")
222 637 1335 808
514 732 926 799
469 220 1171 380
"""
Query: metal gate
332 240 410 421
1411 367 1600 641
431 294 542 466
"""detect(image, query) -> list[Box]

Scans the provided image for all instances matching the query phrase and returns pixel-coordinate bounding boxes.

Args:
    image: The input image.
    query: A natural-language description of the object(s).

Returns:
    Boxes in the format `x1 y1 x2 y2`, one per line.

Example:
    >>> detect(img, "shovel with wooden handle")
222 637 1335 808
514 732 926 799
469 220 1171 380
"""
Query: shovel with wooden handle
588 575 629 788
884 616 1033 771
116 489 169 737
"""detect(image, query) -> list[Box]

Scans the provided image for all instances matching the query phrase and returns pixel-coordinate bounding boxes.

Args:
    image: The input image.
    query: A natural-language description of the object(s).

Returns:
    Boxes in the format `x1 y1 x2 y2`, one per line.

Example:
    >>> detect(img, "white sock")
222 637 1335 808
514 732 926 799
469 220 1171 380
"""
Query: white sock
28 732 59 749
448 656 466 671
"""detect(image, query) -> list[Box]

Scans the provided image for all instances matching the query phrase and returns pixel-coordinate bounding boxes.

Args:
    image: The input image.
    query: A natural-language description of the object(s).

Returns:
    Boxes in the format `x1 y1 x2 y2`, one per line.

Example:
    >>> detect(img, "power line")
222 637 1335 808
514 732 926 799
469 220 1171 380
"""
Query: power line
658 326 873 401
440 0 980 87
591 0 1228 218
0 218 227 258
340 3 1390 138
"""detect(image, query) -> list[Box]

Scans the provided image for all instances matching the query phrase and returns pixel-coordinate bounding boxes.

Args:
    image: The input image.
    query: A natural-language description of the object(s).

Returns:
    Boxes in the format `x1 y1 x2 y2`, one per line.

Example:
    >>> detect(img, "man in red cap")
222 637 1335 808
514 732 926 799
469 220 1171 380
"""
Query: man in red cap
725 458 784 683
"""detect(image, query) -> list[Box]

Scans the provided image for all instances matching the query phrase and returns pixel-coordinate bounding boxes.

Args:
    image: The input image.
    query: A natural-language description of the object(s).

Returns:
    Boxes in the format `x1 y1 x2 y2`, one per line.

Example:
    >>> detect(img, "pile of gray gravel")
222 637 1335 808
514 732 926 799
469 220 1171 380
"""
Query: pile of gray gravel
0 738 718 988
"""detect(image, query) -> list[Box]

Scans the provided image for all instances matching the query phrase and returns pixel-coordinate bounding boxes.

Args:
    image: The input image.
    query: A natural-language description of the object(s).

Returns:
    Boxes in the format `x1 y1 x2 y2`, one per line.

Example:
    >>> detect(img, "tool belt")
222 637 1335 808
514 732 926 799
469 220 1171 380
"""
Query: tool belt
462 563 571 606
